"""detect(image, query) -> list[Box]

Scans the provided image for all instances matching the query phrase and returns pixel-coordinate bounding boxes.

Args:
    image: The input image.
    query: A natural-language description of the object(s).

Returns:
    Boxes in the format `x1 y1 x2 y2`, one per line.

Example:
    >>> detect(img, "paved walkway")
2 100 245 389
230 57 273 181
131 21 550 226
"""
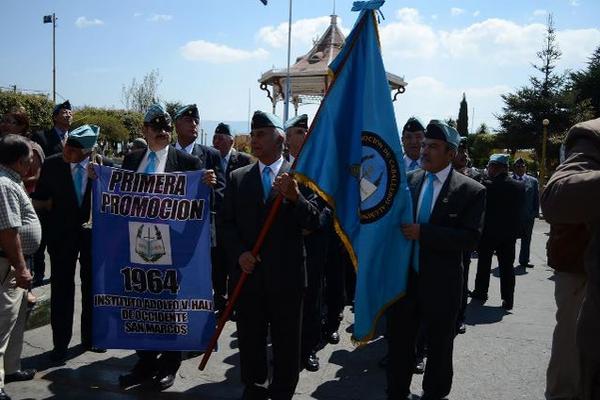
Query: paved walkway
9 220 554 399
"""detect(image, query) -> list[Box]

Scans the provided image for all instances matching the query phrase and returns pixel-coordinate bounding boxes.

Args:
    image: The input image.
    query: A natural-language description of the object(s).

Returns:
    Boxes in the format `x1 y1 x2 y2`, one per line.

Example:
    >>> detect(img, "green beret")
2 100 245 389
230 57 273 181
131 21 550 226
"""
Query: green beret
489 153 509 166
251 110 283 131
284 114 308 131
174 104 199 121
66 124 99 149
53 100 71 115
215 122 232 136
402 117 425 133
425 120 460 149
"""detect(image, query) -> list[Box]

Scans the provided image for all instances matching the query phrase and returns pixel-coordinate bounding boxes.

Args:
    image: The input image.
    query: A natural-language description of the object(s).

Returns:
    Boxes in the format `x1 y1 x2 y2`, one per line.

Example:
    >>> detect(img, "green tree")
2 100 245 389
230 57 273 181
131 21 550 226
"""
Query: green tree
465 132 499 168
570 45 600 118
445 117 457 128
496 14 572 155
73 107 143 143
457 93 469 136
121 69 162 113
0 90 54 132
475 123 489 135
165 101 183 120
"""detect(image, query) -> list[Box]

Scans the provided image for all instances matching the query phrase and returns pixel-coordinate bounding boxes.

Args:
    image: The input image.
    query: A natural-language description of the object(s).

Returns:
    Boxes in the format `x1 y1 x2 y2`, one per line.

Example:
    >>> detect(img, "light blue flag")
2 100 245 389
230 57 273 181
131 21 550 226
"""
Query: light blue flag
294 0 413 343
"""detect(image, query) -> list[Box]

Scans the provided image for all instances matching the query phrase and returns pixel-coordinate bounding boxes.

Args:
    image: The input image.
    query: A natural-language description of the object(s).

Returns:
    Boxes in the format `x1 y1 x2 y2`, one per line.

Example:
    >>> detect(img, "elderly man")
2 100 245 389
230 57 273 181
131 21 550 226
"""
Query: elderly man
117 104 216 391
33 125 113 362
541 118 600 400
220 111 320 400
472 154 524 310
512 158 539 268
388 120 486 400
402 117 426 172
0 135 41 400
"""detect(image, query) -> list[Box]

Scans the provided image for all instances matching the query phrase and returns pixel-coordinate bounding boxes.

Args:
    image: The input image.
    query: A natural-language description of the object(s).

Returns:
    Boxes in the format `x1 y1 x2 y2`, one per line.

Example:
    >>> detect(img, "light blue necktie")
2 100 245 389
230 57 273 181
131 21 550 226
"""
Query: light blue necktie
222 157 228 174
408 159 419 172
262 166 272 201
73 164 85 206
144 151 157 174
412 173 436 271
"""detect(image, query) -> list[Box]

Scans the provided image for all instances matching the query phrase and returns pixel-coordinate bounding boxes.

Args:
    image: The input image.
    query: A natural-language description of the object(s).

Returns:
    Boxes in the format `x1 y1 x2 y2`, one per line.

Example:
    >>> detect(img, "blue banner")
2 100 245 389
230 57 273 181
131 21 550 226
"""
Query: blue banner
91 165 215 351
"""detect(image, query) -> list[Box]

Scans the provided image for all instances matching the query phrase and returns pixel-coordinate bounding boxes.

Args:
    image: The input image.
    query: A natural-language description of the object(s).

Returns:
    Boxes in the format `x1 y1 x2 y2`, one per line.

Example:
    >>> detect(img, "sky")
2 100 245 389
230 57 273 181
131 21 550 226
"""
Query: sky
2 0 599 137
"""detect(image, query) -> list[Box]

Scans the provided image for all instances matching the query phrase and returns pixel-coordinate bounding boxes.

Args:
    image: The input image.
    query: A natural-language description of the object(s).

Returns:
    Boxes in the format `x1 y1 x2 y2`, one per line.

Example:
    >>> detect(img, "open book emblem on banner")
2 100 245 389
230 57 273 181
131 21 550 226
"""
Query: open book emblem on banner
128 222 172 265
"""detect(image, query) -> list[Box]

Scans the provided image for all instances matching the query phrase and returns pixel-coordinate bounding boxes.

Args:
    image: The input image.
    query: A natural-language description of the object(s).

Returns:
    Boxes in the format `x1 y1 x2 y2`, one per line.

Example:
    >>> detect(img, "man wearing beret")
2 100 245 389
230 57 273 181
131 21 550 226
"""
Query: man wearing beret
117 104 216 391
220 110 320 399
31 100 73 287
472 154 525 310
512 158 539 268
387 120 486 400
402 117 426 172
32 124 113 362
212 122 252 314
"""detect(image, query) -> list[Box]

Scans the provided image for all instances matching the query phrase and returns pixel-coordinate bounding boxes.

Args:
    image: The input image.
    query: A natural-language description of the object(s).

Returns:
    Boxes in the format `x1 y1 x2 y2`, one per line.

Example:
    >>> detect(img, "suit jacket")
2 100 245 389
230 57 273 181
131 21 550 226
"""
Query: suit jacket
219 160 320 293
408 168 486 282
123 146 201 173
480 172 525 242
184 144 225 209
513 173 539 221
32 153 113 245
31 127 64 157
225 149 253 179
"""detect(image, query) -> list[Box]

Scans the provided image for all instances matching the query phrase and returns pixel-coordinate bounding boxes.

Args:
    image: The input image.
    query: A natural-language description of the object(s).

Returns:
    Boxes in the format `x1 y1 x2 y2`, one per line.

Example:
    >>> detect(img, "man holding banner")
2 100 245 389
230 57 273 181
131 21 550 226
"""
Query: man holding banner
93 104 217 391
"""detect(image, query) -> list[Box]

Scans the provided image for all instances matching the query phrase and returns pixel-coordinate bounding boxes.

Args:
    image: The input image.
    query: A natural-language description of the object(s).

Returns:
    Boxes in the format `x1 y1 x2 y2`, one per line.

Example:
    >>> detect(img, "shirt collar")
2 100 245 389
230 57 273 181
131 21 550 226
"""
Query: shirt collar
148 145 170 158
259 156 284 176
429 163 452 184
70 157 90 170
223 148 234 162
0 164 22 183
175 141 195 154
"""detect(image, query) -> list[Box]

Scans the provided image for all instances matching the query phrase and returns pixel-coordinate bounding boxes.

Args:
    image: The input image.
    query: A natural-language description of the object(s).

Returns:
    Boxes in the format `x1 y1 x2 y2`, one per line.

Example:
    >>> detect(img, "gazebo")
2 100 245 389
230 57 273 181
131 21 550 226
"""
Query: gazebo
258 14 407 115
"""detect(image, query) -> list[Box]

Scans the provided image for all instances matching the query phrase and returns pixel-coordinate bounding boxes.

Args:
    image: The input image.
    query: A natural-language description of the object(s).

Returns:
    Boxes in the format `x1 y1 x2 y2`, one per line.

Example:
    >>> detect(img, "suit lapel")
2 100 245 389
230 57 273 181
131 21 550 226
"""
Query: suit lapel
430 168 454 223
165 146 178 172
409 170 425 220
62 161 80 208
192 144 206 169
227 150 238 176
266 160 290 203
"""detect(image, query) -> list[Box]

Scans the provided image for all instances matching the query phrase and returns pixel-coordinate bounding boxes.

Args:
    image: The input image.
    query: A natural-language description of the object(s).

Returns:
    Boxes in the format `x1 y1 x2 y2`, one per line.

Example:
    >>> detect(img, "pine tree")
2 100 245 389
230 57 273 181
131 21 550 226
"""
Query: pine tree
570 45 600 118
457 93 469 136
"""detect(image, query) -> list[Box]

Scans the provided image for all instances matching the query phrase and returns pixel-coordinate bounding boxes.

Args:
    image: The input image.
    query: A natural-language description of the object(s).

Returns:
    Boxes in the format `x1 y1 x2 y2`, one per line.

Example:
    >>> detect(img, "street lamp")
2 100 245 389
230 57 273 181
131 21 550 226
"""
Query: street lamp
43 13 57 103
540 118 550 188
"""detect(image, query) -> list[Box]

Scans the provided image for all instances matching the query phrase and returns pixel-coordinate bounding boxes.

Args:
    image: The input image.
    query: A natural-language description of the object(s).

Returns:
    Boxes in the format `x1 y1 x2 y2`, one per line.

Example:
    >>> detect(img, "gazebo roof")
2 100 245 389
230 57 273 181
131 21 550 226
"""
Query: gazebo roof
258 14 407 103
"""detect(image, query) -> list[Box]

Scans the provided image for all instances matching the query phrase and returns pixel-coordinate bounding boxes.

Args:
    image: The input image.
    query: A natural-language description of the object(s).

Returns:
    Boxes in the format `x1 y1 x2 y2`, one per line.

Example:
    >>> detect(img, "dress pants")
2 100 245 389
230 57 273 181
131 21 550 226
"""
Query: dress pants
236 286 303 400
474 238 516 303
323 234 346 333
518 218 535 266
387 270 461 399
211 245 228 313
134 350 182 376
0 258 28 389
48 228 92 351
458 251 471 325
301 232 327 359
546 271 586 399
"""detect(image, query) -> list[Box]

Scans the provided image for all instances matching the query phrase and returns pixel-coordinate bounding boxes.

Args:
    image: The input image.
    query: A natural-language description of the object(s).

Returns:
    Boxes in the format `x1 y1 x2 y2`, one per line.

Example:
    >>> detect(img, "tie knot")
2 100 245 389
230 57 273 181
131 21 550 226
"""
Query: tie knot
427 172 436 183
148 151 157 160
263 166 271 175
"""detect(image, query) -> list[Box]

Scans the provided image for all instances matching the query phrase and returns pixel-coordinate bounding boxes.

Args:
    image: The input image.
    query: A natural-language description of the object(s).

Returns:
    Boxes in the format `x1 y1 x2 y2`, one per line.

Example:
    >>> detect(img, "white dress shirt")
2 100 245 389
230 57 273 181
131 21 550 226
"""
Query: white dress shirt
175 141 195 155
404 155 421 172
258 156 285 184
70 157 90 199
137 146 169 173
416 163 452 217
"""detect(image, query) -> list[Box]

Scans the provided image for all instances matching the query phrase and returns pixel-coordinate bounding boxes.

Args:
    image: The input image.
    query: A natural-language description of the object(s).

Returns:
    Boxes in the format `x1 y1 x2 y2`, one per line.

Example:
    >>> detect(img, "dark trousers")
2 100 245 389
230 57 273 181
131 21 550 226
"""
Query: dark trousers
518 218 535 266
33 213 49 282
387 272 460 399
134 350 182 376
458 251 471 324
301 233 327 358
211 245 228 312
323 234 346 332
474 238 516 303
48 228 92 351
236 287 303 400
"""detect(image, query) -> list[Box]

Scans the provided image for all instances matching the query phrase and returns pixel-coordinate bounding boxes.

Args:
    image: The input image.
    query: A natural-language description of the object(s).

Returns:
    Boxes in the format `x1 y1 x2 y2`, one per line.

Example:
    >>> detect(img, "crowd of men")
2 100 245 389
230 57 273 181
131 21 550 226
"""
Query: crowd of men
0 99 597 400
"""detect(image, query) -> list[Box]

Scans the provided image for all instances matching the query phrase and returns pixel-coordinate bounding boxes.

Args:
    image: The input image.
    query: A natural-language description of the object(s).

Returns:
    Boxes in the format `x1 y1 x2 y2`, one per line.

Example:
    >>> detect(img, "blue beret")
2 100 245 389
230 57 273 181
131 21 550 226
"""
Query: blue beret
53 100 71 115
174 104 199 121
425 120 460 149
215 122 232 136
489 153 509 166
284 114 308 131
144 103 172 128
66 124 99 149
251 111 283 131
402 117 425 133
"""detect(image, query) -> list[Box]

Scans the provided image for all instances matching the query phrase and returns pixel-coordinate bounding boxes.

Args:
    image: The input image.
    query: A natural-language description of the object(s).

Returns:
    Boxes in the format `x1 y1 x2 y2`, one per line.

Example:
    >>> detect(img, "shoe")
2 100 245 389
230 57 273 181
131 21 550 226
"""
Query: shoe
153 372 176 391
0 388 11 400
118 370 154 388
378 353 389 368
5 369 36 383
49 348 67 363
502 300 513 310
326 331 340 345
86 347 107 353
304 352 320 372
457 322 466 334
469 291 488 302
520 263 534 268
414 357 425 374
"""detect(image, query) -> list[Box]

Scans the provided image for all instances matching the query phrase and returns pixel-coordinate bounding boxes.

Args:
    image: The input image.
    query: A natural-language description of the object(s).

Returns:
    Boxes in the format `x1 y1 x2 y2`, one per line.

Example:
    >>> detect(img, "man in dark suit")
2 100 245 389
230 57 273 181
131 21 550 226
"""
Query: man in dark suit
211 122 252 314
220 111 320 400
512 158 539 268
387 120 486 400
117 104 216 391
32 124 113 362
472 154 525 310
31 100 73 287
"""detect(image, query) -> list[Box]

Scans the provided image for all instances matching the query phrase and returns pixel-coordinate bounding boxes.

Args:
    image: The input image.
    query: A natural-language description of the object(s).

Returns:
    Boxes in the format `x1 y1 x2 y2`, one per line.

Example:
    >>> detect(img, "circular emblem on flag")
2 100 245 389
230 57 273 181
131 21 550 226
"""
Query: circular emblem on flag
359 131 400 224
